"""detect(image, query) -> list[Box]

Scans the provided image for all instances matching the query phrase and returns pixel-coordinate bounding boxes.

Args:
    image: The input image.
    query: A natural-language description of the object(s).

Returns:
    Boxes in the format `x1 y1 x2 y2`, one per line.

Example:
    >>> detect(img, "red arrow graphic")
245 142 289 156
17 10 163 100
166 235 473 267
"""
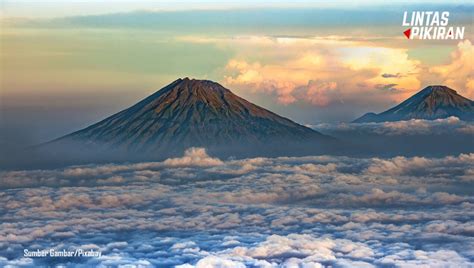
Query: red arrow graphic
403 28 411 39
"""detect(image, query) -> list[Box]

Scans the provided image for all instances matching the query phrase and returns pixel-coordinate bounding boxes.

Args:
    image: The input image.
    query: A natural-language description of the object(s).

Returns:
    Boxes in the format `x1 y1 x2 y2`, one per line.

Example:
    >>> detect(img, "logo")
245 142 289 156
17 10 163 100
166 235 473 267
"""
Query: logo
402 11 465 40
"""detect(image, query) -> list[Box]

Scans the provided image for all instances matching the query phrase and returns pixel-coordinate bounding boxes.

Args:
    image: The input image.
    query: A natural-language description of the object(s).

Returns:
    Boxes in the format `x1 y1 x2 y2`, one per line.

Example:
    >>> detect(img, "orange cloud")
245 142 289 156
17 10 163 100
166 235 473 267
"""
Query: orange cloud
302 80 338 106
223 37 421 106
430 40 474 99
341 47 421 100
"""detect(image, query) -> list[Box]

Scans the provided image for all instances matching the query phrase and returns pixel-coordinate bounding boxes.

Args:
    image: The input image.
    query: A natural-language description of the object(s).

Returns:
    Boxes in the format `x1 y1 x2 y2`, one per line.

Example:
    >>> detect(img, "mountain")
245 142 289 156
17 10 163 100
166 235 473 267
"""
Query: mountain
47 78 331 159
353 85 474 123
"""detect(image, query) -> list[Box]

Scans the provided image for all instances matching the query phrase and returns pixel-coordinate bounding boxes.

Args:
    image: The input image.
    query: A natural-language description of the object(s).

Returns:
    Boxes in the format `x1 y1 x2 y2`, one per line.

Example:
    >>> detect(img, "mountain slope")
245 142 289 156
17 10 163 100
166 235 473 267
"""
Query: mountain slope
353 85 474 123
50 78 330 156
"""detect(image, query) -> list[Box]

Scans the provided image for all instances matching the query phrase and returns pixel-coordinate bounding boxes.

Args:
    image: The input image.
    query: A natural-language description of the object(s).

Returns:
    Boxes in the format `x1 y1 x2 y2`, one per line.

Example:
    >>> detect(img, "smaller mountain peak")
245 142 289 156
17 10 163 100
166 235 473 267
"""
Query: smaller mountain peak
352 112 378 123
353 85 473 122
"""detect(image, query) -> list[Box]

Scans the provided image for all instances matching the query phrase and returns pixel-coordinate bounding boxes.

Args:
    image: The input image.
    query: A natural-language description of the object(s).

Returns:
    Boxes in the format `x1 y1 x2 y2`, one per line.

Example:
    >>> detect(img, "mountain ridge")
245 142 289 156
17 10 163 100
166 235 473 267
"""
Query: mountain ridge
48 78 332 158
353 85 474 123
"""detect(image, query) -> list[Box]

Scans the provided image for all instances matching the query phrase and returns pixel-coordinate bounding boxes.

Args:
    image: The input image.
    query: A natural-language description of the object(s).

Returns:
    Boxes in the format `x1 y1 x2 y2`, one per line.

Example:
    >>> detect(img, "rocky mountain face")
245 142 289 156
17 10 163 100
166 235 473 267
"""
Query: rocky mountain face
49 78 331 158
353 85 474 123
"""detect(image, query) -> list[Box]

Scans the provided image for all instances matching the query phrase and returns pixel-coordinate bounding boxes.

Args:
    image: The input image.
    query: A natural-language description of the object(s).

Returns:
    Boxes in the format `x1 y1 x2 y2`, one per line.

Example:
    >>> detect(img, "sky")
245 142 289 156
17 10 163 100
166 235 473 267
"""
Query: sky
0 0 473 146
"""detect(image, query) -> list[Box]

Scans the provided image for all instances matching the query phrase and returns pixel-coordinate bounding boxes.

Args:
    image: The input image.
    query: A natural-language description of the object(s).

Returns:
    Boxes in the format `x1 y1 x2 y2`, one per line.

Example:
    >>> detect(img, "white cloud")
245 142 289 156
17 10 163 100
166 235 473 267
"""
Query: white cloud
163 147 223 167
0 149 473 267
312 117 474 136
194 256 246 268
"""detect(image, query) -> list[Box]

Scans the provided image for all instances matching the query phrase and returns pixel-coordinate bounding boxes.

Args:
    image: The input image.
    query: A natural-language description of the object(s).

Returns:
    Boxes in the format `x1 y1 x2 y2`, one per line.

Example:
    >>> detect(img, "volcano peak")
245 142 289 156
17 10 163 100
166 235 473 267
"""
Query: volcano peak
353 85 474 122
421 85 457 94
52 78 330 156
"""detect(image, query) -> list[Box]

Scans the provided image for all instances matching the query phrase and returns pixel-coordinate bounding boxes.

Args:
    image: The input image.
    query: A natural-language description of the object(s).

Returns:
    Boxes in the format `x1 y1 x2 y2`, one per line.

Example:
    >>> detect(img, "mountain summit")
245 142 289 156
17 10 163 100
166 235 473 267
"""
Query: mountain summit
353 85 474 123
50 78 330 158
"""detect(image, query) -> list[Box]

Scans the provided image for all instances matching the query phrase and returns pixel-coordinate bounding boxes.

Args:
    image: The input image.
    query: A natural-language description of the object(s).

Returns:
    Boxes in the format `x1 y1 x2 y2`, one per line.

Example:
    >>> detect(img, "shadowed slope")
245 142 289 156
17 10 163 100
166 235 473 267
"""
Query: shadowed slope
43 78 332 162
354 85 474 123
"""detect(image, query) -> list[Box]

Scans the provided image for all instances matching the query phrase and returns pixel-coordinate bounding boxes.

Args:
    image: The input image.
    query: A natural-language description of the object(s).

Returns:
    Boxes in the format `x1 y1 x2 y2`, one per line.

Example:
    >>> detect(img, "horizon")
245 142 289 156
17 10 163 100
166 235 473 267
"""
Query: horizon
2 3 473 146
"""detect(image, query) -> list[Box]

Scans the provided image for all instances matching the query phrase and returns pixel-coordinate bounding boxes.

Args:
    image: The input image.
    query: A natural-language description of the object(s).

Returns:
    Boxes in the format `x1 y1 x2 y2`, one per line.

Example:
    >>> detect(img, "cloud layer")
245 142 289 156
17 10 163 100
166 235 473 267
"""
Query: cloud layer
0 148 473 267
312 116 473 136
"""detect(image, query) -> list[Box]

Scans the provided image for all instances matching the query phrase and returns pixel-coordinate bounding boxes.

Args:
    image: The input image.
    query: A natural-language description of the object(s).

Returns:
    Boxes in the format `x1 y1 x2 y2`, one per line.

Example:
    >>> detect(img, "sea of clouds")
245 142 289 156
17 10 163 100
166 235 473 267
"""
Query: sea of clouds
311 116 474 136
1 147 473 267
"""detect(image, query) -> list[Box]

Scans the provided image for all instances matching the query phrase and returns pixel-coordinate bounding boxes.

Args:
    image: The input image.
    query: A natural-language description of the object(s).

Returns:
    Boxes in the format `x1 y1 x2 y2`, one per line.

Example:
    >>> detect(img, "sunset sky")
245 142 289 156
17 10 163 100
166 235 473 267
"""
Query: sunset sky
0 1 473 145
0 3 473 266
